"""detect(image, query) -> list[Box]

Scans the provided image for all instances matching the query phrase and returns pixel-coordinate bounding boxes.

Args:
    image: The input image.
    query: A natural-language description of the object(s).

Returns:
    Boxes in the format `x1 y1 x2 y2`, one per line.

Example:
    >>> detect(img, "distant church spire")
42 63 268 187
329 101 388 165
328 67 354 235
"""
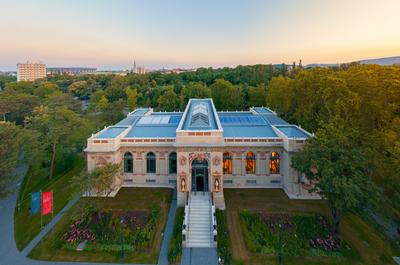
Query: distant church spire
132 60 137 73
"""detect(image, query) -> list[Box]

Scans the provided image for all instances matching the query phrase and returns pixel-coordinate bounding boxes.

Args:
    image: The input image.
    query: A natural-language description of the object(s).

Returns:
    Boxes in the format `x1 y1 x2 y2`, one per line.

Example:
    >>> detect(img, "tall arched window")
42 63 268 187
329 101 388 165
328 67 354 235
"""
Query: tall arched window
245 152 256 174
223 152 232 174
147 152 156 173
169 152 177 174
124 152 133 173
269 151 280 174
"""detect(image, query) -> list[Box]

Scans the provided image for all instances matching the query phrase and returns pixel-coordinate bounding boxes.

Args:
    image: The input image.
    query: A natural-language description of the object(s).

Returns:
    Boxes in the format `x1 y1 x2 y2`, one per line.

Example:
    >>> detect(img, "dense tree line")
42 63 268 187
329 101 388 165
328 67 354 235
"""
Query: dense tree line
268 65 400 224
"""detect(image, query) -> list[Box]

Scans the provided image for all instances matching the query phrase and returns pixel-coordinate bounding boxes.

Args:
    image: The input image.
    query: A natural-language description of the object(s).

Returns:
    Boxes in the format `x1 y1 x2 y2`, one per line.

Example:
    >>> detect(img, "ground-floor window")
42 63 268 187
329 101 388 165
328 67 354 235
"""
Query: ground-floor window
245 151 256 174
223 152 232 174
124 152 133 173
269 151 280 174
147 152 156 173
169 152 177 174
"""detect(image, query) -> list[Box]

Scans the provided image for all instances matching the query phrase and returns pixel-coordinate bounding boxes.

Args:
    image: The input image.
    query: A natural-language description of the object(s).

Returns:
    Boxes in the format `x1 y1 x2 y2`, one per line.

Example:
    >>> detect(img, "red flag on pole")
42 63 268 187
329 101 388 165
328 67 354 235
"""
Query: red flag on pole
42 191 53 216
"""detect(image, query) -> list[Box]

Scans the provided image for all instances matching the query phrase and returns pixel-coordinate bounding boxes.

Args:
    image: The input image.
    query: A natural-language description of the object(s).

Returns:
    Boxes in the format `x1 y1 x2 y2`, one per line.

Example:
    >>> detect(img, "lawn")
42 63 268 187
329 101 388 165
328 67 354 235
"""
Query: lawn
224 189 399 265
28 187 172 264
14 156 85 250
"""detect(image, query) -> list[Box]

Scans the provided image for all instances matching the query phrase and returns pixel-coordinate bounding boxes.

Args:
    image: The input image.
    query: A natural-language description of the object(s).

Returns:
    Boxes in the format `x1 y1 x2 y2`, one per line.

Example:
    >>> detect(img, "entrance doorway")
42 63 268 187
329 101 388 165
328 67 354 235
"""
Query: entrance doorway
191 159 209 192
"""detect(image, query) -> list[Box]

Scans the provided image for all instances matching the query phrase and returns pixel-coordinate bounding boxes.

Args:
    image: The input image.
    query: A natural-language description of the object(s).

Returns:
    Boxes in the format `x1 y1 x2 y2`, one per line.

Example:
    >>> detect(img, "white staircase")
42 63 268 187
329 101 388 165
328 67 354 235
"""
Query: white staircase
187 192 213 248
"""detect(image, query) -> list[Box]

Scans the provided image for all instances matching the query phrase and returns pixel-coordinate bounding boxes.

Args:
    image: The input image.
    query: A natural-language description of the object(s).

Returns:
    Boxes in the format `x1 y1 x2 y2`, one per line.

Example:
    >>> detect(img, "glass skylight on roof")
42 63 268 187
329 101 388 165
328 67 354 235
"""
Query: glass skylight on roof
138 115 170 125
169 115 182 124
190 103 210 126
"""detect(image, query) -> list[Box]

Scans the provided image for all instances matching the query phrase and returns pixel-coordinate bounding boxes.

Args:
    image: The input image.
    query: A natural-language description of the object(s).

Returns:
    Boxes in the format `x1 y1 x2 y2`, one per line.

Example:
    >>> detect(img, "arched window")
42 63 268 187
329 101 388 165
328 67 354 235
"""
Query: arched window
147 152 156 173
169 152 177 174
123 152 133 173
245 152 256 174
223 152 232 174
269 151 280 174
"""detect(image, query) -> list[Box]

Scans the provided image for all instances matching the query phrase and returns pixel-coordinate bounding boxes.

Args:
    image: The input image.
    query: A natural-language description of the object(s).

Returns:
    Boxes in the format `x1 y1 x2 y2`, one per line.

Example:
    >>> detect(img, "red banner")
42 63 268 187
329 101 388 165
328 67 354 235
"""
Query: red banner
41 191 53 216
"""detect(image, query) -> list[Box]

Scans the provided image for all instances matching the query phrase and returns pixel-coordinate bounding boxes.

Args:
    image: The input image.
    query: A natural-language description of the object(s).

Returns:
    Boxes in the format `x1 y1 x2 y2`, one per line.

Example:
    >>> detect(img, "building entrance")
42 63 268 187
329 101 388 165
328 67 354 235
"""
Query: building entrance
191 159 208 192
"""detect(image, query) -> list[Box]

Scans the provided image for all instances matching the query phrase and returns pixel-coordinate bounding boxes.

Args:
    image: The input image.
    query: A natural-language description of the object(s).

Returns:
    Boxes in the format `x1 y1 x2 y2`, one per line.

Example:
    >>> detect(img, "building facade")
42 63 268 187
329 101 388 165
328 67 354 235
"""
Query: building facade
85 99 318 209
17 62 46 82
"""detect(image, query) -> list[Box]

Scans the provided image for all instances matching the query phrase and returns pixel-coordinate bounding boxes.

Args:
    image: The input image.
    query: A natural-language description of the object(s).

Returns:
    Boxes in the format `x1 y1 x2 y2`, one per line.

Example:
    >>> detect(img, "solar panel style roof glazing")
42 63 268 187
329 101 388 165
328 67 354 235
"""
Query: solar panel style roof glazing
218 112 277 137
126 126 177 137
275 125 311 138
96 126 128 139
126 113 183 138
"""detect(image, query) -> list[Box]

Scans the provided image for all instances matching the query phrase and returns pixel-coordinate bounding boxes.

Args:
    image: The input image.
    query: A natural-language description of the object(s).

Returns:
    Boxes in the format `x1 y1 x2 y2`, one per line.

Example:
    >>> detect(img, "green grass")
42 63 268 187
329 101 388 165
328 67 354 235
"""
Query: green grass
14 156 85 250
28 187 172 264
216 209 232 265
168 207 184 264
223 189 398 265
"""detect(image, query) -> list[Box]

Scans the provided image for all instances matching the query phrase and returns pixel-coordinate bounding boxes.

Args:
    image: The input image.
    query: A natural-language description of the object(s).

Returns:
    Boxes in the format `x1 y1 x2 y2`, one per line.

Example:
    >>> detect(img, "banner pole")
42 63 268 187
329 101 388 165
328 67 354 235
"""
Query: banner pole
52 190 54 243
40 190 43 229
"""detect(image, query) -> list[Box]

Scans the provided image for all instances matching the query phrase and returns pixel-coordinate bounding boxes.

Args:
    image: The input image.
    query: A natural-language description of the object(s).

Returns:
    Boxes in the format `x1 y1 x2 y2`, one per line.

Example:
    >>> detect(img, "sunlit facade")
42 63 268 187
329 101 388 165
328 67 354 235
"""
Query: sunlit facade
85 99 319 208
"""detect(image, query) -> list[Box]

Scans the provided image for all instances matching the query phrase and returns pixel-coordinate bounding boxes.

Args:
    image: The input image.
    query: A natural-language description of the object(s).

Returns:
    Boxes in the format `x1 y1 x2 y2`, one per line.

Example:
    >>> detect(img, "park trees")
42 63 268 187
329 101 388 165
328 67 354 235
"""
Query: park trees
267 65 400 213
291 119 380 237
68 80 89 98
125 87 139 111
157 86 180 111
73 162 120 197
248 84 267 107
209 79 246 110
25 106 89 180
0 122 22 197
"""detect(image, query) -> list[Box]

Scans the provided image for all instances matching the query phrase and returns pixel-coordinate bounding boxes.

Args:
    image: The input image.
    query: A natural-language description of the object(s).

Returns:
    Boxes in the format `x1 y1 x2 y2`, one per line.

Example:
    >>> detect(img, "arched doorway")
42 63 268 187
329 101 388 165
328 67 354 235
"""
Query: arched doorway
191 158 209 192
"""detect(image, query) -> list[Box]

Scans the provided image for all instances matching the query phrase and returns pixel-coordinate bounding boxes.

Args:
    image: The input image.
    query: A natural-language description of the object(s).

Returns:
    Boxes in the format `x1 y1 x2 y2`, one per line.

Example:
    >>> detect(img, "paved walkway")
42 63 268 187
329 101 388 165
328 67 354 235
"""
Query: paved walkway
157 190 177 265
180 248 218 265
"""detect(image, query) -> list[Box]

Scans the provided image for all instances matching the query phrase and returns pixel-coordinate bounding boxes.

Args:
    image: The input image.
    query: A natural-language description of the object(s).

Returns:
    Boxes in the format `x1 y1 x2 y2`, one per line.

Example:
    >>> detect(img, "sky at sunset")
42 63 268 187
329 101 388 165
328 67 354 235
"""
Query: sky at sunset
1 0 399 71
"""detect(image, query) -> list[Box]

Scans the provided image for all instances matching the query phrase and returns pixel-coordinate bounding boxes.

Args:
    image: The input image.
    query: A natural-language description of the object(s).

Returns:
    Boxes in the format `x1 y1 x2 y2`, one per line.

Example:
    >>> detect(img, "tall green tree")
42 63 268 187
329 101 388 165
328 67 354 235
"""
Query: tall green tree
248 84 267 107
25 106 89 180
210 79 237 110
72 162 120 197
157 86 180 111
0 122 22 197
291 120 380 237
125 87 139 111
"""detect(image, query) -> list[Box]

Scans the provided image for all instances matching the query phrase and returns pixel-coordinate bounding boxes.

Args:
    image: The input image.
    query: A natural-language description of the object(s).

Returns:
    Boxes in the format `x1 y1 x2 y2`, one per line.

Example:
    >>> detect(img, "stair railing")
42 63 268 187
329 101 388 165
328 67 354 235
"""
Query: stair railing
211 192 217 246
182 192 190 246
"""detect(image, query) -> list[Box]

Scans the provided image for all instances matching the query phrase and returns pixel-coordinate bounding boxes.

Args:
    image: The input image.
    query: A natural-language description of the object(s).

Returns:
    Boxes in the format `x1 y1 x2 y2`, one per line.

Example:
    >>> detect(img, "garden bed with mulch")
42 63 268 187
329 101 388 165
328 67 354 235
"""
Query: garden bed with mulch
240 211 352 257
62 208 158 252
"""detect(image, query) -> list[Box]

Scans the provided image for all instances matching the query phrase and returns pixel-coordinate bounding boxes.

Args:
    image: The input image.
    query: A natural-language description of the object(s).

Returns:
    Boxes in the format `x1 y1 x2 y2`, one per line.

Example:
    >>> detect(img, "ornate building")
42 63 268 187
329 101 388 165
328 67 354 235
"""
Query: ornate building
85 99 318 209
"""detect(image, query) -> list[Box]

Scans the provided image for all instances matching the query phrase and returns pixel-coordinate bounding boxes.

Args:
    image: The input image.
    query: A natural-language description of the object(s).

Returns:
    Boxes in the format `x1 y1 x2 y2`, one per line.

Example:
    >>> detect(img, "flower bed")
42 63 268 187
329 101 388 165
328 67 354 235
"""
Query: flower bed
240 211 348 257
62 207 159 252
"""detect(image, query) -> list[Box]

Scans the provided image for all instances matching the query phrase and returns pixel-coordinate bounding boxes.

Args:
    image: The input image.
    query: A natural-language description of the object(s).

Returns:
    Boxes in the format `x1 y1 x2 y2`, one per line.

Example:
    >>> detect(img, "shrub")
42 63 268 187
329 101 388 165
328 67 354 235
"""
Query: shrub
216 209 232 265
239 211 344 257
168 207 184 264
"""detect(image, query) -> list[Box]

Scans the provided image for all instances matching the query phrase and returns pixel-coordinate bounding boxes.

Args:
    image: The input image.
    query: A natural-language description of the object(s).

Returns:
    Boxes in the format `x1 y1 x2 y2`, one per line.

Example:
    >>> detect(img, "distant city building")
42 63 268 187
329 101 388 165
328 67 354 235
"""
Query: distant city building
131 60 147 74
136 66 147 74
17 62 46 82
47 67 97 76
